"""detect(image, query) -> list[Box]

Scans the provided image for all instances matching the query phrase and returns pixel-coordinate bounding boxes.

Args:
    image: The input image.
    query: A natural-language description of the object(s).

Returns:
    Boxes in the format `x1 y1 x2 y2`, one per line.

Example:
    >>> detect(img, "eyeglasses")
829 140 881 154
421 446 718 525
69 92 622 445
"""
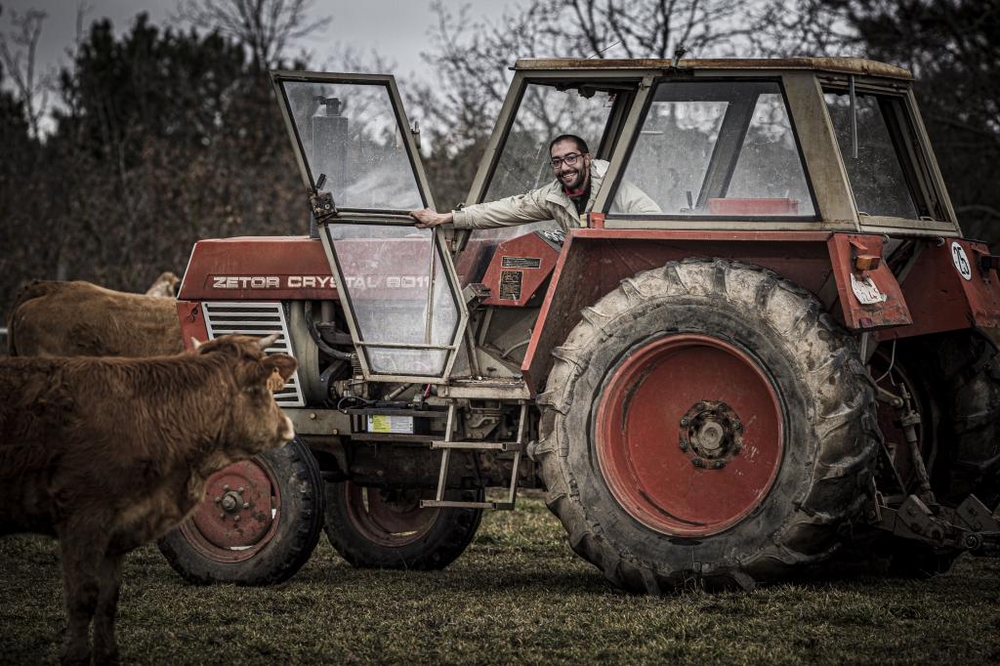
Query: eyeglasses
550 152 585 169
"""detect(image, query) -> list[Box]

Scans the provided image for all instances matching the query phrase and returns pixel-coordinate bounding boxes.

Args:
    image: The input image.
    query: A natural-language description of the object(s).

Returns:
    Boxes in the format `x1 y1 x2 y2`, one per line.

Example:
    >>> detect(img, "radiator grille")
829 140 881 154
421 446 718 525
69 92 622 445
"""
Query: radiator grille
202 301 304 407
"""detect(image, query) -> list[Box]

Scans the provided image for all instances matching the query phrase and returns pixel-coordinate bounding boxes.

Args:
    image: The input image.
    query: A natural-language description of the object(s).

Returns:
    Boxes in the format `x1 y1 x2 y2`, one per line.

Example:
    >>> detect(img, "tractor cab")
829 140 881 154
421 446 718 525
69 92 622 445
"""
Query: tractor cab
270 58 967 391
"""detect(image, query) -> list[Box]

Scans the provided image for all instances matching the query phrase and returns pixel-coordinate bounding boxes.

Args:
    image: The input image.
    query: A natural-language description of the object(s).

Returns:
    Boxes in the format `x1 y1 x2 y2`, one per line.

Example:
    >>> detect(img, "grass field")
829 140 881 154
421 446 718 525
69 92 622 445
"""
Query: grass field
2 497 999 665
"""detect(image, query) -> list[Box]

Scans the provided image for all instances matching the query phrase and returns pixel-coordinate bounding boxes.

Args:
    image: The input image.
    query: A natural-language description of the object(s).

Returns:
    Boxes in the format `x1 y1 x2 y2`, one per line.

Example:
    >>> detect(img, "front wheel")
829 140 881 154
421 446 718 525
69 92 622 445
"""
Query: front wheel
324 482 483 570
536 258 878 591
158 437 326 585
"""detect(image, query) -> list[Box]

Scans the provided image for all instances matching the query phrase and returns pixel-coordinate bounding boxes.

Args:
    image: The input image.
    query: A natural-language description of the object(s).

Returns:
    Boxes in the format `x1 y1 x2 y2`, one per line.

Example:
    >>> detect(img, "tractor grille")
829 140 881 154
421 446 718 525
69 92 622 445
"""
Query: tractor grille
201 301 305 407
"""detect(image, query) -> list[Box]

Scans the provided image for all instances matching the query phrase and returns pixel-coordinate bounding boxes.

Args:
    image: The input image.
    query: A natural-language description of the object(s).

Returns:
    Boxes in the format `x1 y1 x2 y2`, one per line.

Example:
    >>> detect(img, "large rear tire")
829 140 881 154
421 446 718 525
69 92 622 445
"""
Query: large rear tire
535 258 878 591
926 332 1000 508
324 482 483 570
158 438 326 585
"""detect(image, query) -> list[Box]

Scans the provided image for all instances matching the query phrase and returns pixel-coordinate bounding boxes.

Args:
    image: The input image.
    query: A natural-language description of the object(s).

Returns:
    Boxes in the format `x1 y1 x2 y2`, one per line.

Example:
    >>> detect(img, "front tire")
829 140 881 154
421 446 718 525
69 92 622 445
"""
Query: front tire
324 482 483 570
158 438 326 585
535 258 878 591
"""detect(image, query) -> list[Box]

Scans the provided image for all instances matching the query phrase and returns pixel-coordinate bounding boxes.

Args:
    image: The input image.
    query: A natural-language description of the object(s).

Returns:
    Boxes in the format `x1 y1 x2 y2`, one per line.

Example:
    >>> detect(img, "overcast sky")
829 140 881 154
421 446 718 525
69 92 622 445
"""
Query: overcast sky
3 0 511 86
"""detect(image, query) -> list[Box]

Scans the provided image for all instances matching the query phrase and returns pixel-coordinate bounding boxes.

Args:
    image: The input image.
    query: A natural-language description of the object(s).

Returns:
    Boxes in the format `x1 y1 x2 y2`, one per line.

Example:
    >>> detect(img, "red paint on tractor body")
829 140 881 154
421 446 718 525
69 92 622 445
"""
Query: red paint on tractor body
521 229 835 392
176 300 209 351
878 239 1000 341
479 232 561 307
826 234 912 330
179 236 337 301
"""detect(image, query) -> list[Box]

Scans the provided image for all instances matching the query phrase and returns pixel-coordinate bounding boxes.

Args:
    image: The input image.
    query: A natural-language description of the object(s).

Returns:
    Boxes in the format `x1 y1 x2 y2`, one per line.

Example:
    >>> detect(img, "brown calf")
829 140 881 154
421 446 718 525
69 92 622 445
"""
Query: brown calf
0 334 296 664
143 271 180 297
6 280 183 358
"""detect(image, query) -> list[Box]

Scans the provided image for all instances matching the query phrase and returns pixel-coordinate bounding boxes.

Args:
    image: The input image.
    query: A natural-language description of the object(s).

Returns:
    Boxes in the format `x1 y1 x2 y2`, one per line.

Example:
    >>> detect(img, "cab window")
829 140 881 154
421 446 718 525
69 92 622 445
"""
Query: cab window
279 80 424 211
824 90 926 220
611 80 816 218
475 80 630 240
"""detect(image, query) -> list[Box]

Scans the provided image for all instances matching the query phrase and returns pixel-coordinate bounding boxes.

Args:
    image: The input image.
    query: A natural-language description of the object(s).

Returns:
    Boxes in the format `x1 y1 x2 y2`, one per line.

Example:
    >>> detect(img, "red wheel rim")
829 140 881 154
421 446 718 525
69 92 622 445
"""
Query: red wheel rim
595 334 784 537
343 482 439 548
180 458 281 562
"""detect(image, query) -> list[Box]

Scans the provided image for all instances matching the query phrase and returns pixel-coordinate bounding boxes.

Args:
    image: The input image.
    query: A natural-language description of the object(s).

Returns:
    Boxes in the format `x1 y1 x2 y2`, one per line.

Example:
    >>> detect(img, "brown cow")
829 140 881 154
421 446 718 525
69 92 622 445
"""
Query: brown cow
0 334 296 664
6 280 183 358
143 271 180 297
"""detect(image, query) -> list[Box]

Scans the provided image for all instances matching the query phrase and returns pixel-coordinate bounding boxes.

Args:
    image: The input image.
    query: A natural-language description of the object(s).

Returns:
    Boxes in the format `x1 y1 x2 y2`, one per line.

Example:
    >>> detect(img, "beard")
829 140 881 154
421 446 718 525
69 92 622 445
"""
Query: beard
558 166 586 191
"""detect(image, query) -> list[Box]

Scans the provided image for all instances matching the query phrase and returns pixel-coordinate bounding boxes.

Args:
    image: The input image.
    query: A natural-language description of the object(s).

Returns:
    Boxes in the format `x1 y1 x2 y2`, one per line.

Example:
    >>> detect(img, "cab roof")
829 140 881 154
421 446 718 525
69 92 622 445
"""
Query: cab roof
512 57 912 80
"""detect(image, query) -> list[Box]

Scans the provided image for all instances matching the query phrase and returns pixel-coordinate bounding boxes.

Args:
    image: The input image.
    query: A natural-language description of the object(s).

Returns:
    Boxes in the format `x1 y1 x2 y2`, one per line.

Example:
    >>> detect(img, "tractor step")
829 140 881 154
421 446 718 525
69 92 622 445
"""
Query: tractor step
420 500 516 510
421 401 528 511
430 440 525 452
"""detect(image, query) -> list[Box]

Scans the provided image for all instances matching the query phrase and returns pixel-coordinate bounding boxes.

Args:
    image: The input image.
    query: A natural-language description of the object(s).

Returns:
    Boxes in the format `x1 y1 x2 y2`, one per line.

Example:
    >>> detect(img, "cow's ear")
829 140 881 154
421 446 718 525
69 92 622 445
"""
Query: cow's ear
265 368 285 392
264 354 298 381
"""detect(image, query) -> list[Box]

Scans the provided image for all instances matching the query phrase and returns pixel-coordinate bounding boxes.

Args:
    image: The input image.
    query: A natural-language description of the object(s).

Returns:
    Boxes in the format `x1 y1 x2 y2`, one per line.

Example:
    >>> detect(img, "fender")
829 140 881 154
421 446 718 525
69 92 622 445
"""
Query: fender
520 228 1000 393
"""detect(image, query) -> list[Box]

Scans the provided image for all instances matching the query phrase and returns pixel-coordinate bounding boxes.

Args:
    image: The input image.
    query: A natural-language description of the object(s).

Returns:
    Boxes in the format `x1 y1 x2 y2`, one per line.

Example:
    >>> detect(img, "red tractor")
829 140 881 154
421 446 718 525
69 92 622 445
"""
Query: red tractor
160 57 1000 590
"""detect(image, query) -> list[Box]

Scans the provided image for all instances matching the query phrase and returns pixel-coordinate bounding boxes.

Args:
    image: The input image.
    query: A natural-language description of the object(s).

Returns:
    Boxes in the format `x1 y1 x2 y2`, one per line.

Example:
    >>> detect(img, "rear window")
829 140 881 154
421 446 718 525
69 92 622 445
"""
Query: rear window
611 80 815 218
824 90 921 219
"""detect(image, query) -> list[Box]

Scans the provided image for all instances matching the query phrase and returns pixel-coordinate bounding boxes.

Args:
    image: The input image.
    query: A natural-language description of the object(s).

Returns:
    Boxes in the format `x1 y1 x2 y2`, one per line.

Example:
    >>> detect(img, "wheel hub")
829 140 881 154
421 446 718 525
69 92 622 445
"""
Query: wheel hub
679 401 744 468
595 333 784 537
188 460 277 552
218 487 249 514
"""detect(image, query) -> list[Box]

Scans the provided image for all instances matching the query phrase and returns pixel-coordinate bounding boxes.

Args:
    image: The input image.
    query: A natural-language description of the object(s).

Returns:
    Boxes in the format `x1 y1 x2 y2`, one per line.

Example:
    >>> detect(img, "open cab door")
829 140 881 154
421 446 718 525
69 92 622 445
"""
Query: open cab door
271 71 468 383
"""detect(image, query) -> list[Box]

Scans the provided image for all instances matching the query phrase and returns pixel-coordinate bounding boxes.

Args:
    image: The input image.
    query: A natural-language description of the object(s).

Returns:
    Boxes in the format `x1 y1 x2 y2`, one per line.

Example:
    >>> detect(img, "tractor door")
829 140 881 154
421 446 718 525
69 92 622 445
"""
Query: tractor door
271 71 467 383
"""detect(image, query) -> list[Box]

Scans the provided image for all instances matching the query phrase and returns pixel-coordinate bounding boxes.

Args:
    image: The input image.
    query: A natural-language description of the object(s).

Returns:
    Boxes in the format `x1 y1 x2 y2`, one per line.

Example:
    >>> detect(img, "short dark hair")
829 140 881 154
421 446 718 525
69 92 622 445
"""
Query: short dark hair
549 134 589 155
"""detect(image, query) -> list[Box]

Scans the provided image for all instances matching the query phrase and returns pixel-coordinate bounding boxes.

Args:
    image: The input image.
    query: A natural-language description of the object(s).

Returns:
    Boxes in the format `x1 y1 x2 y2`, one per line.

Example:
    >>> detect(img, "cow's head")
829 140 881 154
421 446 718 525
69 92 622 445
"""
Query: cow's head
192 334 297 458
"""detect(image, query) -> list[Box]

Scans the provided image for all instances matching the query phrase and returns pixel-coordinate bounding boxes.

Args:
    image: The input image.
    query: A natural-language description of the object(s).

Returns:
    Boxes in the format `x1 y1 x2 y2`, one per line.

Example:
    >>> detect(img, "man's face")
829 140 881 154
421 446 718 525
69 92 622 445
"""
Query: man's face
551 140 590 191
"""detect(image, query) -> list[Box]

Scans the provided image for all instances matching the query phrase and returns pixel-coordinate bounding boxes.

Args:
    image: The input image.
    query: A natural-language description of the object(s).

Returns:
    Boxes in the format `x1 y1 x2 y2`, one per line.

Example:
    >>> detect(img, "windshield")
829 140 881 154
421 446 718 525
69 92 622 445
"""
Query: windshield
278 79 424 211
611 80 815 218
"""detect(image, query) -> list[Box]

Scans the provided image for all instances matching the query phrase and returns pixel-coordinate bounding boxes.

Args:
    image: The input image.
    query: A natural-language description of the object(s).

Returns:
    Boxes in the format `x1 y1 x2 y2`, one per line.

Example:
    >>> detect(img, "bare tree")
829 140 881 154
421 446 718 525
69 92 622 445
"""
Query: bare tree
748 0 857 57
411 0 792 206
175 0 331 71
0 5 49 139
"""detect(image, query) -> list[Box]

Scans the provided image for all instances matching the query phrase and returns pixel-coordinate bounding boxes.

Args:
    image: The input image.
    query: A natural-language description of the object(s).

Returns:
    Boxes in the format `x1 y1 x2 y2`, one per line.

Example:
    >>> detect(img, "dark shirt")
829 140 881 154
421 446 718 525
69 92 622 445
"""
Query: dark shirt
566 178 592 215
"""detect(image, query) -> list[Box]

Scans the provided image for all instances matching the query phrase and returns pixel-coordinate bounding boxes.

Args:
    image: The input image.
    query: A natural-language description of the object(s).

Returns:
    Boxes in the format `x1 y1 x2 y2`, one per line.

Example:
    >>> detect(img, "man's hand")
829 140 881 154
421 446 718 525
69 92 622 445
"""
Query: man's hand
410 208 453 229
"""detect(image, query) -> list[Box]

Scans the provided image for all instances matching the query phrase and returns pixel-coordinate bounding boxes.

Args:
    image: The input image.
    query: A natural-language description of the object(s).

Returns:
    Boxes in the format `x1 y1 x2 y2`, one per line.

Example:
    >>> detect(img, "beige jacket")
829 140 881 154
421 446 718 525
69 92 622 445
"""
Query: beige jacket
451 159 660 231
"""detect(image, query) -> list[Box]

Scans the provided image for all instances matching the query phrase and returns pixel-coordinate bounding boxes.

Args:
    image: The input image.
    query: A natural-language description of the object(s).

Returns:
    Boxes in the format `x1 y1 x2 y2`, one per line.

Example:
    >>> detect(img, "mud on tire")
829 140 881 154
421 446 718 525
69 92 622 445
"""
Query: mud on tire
535 258 878 592
158 437 326 585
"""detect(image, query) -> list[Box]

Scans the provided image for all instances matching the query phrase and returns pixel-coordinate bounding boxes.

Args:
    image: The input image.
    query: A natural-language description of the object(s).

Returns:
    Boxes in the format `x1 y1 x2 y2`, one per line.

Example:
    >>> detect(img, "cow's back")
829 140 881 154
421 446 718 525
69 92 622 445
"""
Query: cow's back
7 280 183 357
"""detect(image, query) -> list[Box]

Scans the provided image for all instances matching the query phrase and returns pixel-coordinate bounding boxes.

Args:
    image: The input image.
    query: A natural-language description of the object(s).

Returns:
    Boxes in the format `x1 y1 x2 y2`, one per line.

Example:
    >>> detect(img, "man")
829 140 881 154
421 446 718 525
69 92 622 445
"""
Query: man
410 134 659 231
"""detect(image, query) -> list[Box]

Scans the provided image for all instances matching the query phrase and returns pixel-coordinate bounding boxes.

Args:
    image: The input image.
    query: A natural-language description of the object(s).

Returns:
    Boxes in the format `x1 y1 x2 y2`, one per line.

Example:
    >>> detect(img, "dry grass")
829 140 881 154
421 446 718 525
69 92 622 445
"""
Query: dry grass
2 498 999 665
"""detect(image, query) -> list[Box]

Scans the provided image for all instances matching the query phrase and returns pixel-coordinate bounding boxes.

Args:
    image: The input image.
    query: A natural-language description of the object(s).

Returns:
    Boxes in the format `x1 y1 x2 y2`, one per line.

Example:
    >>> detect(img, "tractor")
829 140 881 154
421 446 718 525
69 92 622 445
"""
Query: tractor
159 57 1000 591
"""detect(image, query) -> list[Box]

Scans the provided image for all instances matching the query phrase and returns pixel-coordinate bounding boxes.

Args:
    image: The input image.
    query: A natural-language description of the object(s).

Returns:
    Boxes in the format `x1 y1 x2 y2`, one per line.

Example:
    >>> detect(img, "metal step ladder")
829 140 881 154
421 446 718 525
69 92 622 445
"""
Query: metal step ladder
420 401 527 510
